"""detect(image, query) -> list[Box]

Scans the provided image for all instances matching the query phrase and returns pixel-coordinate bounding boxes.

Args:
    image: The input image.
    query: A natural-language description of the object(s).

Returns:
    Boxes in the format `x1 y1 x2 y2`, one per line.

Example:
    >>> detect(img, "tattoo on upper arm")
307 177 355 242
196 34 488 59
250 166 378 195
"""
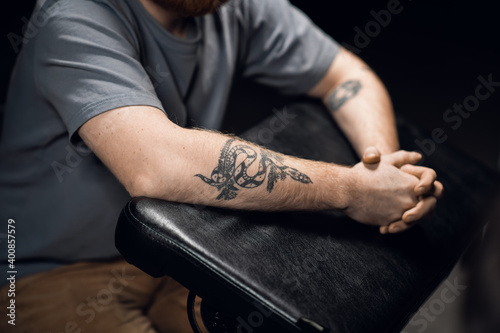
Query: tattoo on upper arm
195 139 313 200
327 80 362 112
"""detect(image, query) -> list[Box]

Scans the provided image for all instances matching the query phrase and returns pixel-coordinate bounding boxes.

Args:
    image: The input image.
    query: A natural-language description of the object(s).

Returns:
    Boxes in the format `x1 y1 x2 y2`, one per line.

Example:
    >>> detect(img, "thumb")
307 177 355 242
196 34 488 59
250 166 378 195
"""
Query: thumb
362 146 381 165
384 150 422 168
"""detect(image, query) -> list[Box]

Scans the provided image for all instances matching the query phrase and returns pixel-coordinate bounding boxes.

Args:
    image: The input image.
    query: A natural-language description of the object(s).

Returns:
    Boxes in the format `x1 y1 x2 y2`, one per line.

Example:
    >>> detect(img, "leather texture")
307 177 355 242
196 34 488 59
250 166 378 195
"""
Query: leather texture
115 101 498 333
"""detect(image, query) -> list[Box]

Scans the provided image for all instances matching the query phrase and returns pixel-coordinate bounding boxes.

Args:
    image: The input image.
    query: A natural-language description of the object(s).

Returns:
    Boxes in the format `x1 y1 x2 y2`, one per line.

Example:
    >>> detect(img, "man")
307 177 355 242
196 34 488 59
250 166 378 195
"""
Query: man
0 0 443 331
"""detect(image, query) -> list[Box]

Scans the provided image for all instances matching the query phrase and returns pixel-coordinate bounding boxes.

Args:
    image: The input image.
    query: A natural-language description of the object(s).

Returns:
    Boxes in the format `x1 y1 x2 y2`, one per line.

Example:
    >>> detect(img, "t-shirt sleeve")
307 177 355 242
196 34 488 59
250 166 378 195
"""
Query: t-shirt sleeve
239 0 340 95
34 1 165 145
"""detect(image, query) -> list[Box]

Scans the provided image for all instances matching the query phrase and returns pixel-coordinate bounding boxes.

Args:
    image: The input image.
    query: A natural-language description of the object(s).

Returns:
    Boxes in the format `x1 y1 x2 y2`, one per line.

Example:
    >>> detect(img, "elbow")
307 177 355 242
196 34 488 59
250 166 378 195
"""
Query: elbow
125 172 183 203
125 173 157 199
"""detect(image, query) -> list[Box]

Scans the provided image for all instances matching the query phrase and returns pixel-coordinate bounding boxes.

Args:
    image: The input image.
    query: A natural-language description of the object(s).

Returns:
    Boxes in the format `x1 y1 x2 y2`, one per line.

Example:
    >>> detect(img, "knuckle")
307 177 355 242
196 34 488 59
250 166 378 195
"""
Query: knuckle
400 164 411 172
391 213 402 222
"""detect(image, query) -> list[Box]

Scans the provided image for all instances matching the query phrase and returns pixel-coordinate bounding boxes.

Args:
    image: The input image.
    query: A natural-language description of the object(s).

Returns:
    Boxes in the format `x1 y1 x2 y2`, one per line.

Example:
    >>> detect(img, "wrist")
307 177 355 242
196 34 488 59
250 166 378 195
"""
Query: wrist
317 164 354 211
339 166 356 211
374 143 399 156
359 142 399 157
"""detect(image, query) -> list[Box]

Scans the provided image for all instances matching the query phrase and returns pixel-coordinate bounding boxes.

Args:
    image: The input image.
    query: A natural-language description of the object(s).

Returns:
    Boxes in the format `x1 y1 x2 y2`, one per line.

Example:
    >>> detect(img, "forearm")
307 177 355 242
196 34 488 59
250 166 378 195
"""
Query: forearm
80 106 430 225
79 106 352 211
133 127 352 211
311 48 399 156
326 70 398 156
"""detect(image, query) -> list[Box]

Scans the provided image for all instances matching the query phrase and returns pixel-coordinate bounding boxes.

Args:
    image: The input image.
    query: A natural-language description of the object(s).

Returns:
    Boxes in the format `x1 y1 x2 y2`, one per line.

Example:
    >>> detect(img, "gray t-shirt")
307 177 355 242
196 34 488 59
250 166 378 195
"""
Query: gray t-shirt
0 0 339 282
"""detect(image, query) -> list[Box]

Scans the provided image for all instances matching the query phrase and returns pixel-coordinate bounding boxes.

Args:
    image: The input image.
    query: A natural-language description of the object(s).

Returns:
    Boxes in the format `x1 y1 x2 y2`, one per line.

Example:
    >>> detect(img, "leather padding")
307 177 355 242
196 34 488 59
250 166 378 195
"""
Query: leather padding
116 101 498 333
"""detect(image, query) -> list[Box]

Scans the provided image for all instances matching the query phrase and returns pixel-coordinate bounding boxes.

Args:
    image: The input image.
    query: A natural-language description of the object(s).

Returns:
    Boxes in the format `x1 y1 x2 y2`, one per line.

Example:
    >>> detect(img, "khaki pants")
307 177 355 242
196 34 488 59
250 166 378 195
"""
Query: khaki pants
0 258 206 332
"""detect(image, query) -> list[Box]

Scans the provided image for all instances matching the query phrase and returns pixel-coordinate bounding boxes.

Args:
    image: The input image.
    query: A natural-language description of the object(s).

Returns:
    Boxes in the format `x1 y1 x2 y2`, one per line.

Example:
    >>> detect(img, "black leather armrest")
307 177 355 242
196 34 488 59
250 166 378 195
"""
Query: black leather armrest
115 101 498 333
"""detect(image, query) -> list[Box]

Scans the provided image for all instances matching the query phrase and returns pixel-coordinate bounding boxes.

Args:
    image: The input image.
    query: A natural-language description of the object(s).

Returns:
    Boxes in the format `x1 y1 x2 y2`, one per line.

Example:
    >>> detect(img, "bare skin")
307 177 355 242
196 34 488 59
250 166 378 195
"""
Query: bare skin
362 147 443 233
79 0 443 231
80 106 427 226
308 47 443 232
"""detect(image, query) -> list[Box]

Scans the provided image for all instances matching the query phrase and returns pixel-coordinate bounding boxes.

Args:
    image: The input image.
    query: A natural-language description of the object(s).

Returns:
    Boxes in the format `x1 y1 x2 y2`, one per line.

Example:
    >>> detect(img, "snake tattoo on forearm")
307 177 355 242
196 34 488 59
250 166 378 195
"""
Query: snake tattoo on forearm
195 139 313 200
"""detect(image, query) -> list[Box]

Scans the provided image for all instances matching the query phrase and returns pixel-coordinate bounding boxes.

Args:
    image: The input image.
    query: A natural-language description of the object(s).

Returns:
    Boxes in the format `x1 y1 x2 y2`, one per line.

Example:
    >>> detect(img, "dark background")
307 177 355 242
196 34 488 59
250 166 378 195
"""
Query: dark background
1 0 499 169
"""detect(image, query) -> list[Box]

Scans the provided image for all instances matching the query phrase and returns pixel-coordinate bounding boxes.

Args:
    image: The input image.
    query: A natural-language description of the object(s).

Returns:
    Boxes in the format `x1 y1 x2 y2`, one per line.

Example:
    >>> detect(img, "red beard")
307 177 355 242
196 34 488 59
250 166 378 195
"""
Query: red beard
151 0 231 17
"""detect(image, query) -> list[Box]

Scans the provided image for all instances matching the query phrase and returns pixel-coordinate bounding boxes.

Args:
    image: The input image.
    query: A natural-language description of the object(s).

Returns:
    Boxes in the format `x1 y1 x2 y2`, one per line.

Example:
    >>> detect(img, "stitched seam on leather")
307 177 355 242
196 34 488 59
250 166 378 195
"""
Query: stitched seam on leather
125 201 296 324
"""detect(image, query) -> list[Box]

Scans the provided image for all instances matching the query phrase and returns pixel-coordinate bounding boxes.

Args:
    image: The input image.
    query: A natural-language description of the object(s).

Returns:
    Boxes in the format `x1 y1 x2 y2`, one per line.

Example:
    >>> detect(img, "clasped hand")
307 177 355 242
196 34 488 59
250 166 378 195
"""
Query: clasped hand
345 147 443 234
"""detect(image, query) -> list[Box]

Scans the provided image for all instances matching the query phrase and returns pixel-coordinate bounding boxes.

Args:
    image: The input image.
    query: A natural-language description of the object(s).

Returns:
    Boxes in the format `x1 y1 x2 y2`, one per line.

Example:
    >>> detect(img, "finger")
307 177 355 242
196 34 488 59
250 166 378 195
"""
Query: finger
362 146 381 165
402 196 437 223
400 165 437 196
429 181 444 199
386 220 418 234
379 225 389 234
384 150 422 168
